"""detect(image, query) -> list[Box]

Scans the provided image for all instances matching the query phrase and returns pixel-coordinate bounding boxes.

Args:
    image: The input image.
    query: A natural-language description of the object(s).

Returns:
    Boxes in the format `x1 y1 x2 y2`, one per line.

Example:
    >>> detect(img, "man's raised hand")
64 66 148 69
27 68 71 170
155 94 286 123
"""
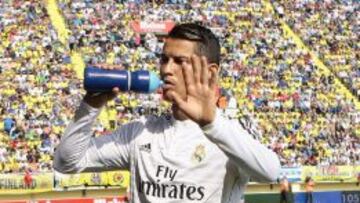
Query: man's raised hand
169 55 219 126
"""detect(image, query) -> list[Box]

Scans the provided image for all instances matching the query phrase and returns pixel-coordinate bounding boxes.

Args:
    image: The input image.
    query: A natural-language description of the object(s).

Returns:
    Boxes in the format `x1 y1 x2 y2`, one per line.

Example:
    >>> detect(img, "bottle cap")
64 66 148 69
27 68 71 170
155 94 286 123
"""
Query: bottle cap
148 71 163 93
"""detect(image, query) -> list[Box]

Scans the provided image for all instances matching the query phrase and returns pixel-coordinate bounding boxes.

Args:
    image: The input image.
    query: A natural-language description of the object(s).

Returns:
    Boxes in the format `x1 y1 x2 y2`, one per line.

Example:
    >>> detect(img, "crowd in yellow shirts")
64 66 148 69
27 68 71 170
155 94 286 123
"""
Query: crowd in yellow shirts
0 0 81 173
0 0 358 173
273 0 359 97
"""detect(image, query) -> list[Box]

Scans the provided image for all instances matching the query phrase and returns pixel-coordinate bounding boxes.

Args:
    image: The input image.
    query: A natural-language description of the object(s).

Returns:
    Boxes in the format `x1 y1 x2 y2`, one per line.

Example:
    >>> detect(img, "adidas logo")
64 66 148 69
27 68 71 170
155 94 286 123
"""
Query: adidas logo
139 143 151 153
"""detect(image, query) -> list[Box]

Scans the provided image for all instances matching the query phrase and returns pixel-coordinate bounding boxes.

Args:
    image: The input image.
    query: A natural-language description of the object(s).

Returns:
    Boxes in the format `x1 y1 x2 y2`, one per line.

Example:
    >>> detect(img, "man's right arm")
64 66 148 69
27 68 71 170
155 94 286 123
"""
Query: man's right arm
54 101 140 173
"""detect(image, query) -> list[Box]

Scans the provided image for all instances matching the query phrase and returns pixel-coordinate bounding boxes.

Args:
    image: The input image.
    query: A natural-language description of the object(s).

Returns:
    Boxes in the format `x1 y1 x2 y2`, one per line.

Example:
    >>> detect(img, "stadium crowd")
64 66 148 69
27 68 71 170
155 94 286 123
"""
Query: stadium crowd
0 0 359 174
272 0 359 97
0 0 82 173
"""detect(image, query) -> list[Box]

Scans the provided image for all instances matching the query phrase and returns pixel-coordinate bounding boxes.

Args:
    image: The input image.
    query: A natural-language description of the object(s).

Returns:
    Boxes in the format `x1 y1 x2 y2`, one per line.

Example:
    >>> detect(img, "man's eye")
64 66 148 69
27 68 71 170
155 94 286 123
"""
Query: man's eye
174 58 187 64
160 56 169 64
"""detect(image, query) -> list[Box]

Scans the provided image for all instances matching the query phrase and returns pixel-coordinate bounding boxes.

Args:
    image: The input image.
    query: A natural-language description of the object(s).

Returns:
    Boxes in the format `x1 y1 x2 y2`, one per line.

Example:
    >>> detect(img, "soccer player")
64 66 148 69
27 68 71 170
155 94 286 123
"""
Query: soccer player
54 23 280 203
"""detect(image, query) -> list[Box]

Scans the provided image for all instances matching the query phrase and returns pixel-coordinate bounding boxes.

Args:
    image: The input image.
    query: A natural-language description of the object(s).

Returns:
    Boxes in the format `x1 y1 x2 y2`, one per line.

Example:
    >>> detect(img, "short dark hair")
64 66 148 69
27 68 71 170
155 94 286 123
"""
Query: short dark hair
168 23 220 65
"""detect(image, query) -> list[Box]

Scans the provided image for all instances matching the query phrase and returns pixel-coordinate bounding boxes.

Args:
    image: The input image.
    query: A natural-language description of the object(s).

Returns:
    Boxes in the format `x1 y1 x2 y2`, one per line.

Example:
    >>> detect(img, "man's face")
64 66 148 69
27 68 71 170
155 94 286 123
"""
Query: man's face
160 38 197 102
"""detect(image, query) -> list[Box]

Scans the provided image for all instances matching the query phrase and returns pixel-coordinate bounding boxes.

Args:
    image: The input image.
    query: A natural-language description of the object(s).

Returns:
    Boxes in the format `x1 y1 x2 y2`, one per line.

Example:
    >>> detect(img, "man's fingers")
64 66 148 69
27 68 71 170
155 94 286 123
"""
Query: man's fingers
112 87 120 94
169 91 186 110
107 87 120 100
93 63 113 70
191 55 201 85
200 56 209 85
181 61 196 94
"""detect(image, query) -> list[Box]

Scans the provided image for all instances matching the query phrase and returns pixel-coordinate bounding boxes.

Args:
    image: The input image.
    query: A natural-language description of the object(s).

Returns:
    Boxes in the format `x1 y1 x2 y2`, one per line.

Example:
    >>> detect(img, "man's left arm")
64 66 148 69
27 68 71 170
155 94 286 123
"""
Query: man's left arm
169 55 280 182
201 111 281 182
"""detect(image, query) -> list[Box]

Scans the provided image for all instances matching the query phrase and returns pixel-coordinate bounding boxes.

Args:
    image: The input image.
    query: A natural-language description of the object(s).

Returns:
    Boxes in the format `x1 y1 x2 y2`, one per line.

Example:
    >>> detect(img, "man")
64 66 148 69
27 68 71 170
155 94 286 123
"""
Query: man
54 23 280 203
305 176 315 203
23 168 33 188
279 176 291 203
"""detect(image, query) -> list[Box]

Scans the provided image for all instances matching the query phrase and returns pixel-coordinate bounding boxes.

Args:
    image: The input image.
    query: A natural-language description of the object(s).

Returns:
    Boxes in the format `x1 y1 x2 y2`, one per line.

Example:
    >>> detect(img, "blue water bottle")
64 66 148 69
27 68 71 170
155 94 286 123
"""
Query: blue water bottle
84 66 162 93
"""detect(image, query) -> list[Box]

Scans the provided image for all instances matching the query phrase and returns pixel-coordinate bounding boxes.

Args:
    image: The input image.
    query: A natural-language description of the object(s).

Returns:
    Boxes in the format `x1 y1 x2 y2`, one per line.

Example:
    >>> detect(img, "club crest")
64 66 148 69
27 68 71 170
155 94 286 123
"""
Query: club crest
192 144 206 164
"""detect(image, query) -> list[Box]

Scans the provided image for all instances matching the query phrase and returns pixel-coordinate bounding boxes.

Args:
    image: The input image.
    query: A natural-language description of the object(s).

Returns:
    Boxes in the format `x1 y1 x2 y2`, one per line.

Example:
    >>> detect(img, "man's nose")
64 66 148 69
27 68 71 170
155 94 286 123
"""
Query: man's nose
161 59 174 75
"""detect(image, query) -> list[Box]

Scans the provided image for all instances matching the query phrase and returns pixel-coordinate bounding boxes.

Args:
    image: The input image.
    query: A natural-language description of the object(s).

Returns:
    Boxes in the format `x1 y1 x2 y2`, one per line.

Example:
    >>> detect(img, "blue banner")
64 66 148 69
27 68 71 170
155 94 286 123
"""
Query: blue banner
294 191 342 203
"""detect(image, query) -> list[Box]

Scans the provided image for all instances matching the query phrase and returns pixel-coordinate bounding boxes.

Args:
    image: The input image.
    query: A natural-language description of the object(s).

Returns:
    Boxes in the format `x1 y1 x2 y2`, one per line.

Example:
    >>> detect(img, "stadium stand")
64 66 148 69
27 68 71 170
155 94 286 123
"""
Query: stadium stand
272 0 359 98
0 0 82 173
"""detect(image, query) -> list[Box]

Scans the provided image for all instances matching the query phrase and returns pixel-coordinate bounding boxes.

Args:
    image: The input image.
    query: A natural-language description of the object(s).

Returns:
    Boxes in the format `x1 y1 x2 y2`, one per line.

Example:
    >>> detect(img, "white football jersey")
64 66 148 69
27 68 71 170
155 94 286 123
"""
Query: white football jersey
54 102 280 203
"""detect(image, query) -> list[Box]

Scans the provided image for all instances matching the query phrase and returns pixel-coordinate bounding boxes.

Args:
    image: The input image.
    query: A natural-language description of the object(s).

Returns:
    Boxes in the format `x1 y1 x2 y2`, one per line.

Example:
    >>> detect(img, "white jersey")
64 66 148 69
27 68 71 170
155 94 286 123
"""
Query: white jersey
54 102 280 203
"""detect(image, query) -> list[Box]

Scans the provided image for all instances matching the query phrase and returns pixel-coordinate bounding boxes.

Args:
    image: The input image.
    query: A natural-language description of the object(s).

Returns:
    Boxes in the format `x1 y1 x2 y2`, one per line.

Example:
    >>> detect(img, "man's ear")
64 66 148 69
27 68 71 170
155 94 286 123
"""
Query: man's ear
208 63 219 80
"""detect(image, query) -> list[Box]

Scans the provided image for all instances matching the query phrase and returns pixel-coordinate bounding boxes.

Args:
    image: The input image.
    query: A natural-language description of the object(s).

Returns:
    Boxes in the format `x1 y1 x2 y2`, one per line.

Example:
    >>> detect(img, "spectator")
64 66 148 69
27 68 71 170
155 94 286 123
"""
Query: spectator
305 176 315 203
23 168 33 188
279 176 291 203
